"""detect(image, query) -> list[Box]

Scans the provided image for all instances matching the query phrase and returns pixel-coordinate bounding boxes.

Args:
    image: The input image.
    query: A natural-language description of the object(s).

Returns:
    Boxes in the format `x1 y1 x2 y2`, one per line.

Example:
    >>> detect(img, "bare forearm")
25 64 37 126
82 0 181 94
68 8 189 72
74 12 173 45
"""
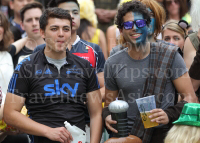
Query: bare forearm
181 93 198 103
12 37 28 55
100 86 105 101
90 114 102 143
191 78 200 92
4 111 50 137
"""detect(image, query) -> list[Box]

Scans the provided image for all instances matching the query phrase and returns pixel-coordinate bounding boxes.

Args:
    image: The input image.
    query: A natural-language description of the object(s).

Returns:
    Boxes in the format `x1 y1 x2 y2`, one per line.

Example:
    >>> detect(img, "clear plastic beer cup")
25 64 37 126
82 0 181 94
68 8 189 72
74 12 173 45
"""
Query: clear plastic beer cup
136 95 159 128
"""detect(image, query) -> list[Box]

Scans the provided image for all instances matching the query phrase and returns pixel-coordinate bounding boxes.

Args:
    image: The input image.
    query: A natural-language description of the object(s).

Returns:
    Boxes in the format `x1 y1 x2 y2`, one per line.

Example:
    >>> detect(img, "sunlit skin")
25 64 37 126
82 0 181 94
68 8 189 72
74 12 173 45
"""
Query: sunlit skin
21 8 42 40
58 2 80 32
163 28 184 50
0 21 4 41
40 18 71 59
120 12 148 47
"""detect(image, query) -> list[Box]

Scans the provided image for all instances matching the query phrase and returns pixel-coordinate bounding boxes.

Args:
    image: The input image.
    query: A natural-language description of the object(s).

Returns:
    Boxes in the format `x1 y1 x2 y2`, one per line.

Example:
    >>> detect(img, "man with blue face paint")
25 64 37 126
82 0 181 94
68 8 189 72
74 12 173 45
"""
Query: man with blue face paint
109 0 166 56
121 11 148 48
103 1 198 143
147 8 155 40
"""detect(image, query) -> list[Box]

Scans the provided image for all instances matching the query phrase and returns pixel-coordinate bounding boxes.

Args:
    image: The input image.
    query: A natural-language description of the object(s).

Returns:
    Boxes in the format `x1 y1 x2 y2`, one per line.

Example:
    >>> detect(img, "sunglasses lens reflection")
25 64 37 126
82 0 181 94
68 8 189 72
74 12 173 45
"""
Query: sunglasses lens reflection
136 20 147 28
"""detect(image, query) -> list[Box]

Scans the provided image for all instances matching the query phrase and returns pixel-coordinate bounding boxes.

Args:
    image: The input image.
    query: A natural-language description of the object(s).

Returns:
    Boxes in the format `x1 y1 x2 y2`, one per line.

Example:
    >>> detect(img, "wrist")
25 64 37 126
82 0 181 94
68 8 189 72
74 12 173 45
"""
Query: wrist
43 126 51 138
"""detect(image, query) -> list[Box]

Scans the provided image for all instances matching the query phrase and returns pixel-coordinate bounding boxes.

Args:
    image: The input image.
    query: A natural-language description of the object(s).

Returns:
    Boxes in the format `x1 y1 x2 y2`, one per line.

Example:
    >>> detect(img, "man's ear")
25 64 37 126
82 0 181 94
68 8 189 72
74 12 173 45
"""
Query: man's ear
20 21 25 31
40 29 45 39
9 1 14 10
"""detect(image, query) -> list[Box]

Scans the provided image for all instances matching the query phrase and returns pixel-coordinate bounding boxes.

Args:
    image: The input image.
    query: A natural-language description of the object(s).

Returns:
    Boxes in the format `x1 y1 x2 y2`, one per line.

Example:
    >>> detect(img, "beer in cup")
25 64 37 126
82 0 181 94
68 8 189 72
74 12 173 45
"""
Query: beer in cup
136 95 159 128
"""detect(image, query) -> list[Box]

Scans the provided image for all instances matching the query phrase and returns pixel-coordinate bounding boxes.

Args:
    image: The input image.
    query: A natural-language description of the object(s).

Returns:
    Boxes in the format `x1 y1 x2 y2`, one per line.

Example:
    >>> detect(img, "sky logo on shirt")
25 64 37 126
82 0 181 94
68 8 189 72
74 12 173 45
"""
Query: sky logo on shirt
35 69 42 75
44 79 79 97
44 68 52 75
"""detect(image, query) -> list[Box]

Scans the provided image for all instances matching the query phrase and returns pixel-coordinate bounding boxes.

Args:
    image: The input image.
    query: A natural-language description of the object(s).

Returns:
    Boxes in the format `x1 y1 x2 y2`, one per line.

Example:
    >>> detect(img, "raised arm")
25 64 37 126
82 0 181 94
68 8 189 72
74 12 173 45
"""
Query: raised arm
11 37 28 55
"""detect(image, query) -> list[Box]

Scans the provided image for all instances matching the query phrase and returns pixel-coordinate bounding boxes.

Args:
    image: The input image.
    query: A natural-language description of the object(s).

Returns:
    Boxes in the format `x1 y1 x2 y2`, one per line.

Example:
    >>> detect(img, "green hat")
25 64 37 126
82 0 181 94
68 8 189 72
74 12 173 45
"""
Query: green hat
173 103 200 127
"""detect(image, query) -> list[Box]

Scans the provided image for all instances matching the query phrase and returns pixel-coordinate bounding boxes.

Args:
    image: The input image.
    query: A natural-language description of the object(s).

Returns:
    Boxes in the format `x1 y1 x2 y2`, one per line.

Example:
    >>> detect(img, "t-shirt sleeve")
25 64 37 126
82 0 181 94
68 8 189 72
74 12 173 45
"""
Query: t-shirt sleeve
86 62 100 93
109 45 121 57
8 44 16 58
104 60 119 91
170 52 188 80
33 44 46 53
7 62 30 98
109 48 116 57
95 45 105 73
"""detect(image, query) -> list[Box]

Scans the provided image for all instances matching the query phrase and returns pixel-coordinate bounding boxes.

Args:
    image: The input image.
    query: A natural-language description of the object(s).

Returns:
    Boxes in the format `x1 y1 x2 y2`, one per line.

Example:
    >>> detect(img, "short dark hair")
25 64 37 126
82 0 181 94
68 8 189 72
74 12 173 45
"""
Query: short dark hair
39 7 72 31
47 0 79 8
115 0 151 30
20 2 44 22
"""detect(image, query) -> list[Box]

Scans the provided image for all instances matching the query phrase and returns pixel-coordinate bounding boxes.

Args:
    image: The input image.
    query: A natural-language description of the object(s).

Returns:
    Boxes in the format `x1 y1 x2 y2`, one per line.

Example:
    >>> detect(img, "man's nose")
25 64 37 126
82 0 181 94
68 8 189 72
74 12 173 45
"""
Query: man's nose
69 11 74 19
58 29 64 37
133 23 137 30
32 19 37 25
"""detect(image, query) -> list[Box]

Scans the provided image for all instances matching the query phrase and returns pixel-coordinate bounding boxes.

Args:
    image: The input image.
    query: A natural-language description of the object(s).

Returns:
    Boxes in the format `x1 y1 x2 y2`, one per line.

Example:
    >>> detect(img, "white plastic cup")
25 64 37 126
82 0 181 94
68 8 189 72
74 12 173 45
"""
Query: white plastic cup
136 95 159 128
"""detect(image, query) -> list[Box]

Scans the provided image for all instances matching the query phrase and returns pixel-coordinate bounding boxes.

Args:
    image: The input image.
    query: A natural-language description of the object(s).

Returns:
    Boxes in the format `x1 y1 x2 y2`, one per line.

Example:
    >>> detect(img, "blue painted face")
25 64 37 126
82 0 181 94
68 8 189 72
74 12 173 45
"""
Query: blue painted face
133 12 148 45
147 8 156 37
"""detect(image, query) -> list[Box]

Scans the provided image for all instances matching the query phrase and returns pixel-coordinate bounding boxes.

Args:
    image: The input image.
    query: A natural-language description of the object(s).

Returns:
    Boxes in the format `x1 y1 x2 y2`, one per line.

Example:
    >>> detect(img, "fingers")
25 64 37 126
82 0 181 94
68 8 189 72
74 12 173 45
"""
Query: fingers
59 133 68 143
105 116 118 133
107 119 117 125
63 128 73 141
151 116 164 123
58 138 64 143
149 109 169 124
150 108 162 114
53 127 72 143
105 116 117 126
149 109 163 118
105 122 118 133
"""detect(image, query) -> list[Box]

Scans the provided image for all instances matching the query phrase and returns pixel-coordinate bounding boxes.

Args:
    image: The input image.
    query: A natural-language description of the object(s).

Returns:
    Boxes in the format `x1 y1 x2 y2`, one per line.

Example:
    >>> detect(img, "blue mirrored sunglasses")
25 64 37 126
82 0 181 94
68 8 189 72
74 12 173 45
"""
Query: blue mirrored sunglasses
123 19 147 30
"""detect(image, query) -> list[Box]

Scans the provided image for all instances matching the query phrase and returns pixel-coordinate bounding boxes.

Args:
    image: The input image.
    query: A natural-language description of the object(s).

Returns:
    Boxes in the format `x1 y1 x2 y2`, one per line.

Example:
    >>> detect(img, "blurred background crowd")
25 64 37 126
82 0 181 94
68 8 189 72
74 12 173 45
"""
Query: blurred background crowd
0 0 193 59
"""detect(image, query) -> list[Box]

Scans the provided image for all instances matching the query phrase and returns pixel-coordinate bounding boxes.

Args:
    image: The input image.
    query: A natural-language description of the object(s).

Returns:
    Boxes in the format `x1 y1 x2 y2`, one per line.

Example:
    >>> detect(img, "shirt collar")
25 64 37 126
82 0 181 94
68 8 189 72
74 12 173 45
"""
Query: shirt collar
41 47 73 65
72 35 80 46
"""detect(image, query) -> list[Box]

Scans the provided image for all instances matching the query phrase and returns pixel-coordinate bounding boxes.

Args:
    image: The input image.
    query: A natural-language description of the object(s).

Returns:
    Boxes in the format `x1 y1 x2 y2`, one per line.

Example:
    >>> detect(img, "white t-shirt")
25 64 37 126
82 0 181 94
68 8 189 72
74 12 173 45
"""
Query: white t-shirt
0 51 14 105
